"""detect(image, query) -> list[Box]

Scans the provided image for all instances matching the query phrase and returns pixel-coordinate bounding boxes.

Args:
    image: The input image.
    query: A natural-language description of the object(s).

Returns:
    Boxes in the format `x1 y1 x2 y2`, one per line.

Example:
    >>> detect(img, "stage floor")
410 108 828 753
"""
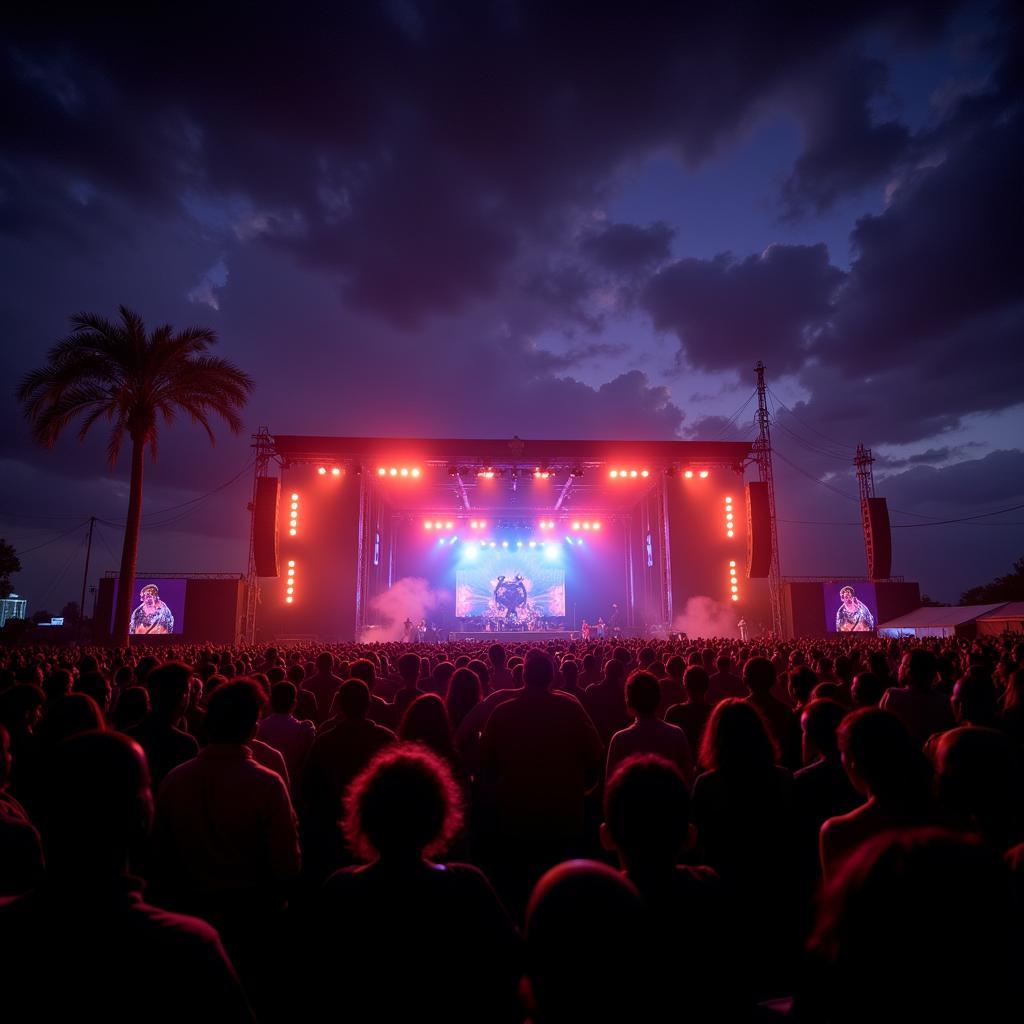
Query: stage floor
453 630 577 642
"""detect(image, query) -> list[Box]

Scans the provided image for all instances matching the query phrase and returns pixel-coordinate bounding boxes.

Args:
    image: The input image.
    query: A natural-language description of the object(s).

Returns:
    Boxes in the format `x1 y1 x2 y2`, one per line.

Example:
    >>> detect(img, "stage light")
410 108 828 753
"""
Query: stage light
572 521 581 530
729 568 737 576
641 470 649 478
288 560 295 568
425 521 433 529
434 521 442 529
502 541 509 548
411 468 421 477
478 520 486 528
725 496 733 503
445 521 453 529
699 470 709 479
583 522 591 530
684 470 694 479
318 467 327 476
291 493 299 501
289 528 297 536
593 522 601 530
516 541 523 547
378 468 386 476
286 587 294 595
389 468 398 476
287 568 295 576
331 467 341 477
464 545 477 559
470 520 477 529
726 513 734 522
529 541 536 548
609 470 618 478
489 541 496 548
400 468 409 477
731 585 738 593
731 594 739 602
630 470 638 478
727 530 734 537
545 544 559 560
729 560 736 567
286 595 294 604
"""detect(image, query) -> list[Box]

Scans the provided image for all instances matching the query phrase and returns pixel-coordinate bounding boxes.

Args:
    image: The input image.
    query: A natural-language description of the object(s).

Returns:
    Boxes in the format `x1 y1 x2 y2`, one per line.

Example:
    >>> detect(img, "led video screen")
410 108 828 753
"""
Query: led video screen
456 548 566 620
111 577 187 635
823 581 877 633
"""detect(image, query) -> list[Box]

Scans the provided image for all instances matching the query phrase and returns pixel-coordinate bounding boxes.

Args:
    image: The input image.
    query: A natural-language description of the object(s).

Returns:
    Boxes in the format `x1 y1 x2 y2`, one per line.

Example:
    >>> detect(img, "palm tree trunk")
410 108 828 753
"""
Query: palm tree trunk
113 434 145 646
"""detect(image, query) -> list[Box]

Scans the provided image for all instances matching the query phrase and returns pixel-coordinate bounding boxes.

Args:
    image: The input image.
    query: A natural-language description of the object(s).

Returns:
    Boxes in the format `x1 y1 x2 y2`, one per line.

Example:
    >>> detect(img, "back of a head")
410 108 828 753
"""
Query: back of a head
715 654 731 673
810 828 1014 1021
801 698 847 758
398 651 421 683
683 665 710 698
336 678 371 720
743 656 776 696
952 673 997 724
852 671 884 707
604 658 626 686
398 693 453 754
524 649 554 690
488 643 507 668
42 731 151 869
42 693 105 744
903 648 937 690
270 681 297 715
114 686 150 729
839 708 923 801
625 671 660 716
560 659 579 684
935 726 1023 849
666 655 685 680
638 647 655 667
700 698 777 775
431 661 456 691
526 860 648 1022
343 743 462 862
789 666 818 705
350 659 376 688
147 661 192 715
446 667 481 723
204 679 264 744
605 755 690 868
316 650 334 673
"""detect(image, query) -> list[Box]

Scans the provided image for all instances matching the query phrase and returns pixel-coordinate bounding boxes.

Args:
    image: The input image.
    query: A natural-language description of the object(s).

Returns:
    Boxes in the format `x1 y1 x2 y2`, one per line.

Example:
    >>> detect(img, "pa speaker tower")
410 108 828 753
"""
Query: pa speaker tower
746 481 772 579
253 476 281 577
864 496 892 580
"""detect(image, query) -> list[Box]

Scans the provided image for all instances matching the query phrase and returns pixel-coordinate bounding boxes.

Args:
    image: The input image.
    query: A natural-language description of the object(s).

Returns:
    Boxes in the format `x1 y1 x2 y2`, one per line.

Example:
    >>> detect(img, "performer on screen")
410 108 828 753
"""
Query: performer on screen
129 584 174 635
835 586 875 632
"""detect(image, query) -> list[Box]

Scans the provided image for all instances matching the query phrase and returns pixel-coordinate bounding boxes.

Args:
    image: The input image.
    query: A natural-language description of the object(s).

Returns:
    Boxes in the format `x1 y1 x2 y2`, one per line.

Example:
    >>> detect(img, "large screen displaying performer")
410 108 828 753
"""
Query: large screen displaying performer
111 578 187 635
824 581 877 633
456 550 566 620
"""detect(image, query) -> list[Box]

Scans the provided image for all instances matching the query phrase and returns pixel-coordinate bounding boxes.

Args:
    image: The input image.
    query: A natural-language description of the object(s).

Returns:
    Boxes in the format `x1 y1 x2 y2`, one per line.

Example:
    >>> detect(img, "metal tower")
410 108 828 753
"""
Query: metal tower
242 427 275 644
854 442 876 578
753 362 784 637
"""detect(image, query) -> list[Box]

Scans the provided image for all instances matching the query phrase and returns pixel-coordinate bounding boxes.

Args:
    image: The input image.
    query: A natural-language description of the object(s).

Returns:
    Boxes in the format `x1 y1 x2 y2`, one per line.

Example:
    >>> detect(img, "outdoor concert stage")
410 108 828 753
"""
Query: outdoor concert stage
454 630 577 643
248 434 762 642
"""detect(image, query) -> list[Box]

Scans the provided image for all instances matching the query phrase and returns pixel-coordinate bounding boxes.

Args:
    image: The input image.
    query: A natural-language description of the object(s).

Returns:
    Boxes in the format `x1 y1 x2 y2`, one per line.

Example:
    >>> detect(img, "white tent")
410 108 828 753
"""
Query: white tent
877 604 1008 638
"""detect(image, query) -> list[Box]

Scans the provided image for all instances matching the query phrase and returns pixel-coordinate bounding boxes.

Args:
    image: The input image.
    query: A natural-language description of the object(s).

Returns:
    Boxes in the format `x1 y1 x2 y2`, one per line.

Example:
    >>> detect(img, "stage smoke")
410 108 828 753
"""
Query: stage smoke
673 596 740 639
363 577 448 641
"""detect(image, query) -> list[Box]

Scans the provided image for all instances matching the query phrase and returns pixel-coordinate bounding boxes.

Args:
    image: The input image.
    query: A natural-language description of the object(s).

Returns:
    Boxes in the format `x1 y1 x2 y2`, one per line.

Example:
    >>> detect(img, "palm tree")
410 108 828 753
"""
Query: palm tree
18 306 254 644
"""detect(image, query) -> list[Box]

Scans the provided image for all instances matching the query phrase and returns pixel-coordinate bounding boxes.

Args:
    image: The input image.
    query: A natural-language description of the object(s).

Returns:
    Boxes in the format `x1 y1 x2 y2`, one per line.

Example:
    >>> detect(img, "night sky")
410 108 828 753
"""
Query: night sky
2 1 1022 614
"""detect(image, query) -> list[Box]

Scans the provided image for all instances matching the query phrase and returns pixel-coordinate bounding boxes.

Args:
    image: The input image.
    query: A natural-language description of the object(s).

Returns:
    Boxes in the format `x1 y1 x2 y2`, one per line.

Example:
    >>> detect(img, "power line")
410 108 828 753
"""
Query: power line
14 519 91 556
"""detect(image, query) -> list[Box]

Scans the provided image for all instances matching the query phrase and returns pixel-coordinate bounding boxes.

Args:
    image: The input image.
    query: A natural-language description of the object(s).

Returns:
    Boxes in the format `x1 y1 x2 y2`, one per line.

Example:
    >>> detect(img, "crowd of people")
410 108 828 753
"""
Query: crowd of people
0 632 1022 1021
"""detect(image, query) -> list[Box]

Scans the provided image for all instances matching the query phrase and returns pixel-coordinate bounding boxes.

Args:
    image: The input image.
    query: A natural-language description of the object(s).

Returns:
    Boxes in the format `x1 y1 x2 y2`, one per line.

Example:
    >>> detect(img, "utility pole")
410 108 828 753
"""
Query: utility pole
753 362 784 637
79 516 95 643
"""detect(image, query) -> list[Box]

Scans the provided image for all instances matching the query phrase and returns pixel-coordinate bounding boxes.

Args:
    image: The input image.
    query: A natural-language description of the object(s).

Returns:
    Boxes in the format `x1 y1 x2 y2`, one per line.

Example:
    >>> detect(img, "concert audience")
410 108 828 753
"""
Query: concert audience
0 631 1022 1020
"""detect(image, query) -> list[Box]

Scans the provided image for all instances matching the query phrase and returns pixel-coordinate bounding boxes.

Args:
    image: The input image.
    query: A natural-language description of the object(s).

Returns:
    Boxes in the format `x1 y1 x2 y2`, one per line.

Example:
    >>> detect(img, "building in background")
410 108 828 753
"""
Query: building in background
0 594 27 628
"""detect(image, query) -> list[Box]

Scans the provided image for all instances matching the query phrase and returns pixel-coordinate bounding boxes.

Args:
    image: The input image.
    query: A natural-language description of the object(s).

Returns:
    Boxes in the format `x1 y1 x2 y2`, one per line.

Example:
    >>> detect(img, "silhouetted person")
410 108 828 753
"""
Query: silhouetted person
582 657 629 744
153 679 300 1007
602 755 731 1022
880 648 954 745
129 661 198 788
112 685 150 732
851 670 884 708
743 656 791 753
0 723 43 896
300 679 395 883
303 651 345 724
665 665 713 754
556 657 584 701
820 708 934 879
489 644 515 690
392 650 425 720
657 655 687 715
446 666 483 730
36 692 105 748
0 731 252 1021
801 829 1018 1023
306 744 520 1022
525 860 652 1023
607 671 693 784
257 681 315 786
480 650 603 913
707 653 745 704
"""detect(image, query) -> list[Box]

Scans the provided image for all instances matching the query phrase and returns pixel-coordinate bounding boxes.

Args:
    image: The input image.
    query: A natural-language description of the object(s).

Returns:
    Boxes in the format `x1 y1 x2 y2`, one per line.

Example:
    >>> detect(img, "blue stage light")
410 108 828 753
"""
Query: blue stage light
545 543 560 560
502 540 509 548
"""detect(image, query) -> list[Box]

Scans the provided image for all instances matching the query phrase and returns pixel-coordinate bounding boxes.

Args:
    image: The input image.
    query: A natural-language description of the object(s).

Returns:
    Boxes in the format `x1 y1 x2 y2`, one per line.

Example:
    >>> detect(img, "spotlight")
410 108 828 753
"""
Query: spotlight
516 541 523 547
400 468 409 477
478 520 487 528
287 568 295 577
641 470 649 478
592 522 600 530
726 513 734 522
318 467 327 476
502 540 509 548
684 470 694 479
609 470 618 478
288 560 295 568
445 522 453 530
729 560 736 567
411 468 421 477
529 541 536 548
699 470 709 479
289 528 297 536
285 596 294 604
389 468 398 476
291 493 299 501
545 544 559 560
434 521 442 529
583 522 591 530
727 530 734 538
331 467 341 477
731 594 739 602
489 541 496 548
573 522 581 530
425 522 433 529
630 470 638 478
725 496 733 502
470 520 478 529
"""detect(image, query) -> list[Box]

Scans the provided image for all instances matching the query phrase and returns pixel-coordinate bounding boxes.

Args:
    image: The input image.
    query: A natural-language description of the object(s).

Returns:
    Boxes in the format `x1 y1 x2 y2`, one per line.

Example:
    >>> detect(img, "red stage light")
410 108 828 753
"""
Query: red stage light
318 467 327 476
425 521 433 529
411 468 421 477
699 470 709 479
389 468 398 476
331 467 341 477
609 470 618 478
684 470 694 479
593 522 601 530
445 521 453 529
731 594 739 602
572 521 581 530
378 467 386 476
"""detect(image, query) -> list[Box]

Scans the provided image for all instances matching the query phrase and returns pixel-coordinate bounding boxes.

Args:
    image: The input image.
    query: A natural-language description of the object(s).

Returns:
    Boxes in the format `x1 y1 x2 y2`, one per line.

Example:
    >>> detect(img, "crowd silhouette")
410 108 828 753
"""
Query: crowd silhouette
1 634 1022 1020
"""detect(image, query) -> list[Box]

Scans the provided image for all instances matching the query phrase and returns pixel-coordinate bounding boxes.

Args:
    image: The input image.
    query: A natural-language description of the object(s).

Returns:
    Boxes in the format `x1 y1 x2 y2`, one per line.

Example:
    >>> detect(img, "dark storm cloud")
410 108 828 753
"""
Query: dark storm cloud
2 1 958 326
643 244 844 374
580 222 674 275
879 449 1024 509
